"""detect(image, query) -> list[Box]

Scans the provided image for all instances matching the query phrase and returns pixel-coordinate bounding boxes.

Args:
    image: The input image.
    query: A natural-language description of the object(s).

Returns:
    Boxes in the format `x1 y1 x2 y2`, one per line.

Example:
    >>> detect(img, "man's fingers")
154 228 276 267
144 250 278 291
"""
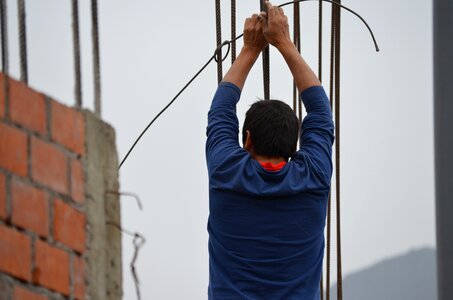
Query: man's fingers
257 12 267 24
244 17 251 29
265 1 277 19
265 1 272 11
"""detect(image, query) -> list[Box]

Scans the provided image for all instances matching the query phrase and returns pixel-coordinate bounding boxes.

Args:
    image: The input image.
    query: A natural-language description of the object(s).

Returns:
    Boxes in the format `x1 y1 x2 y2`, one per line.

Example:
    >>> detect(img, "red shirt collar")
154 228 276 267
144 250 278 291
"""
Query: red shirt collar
258 161 287 172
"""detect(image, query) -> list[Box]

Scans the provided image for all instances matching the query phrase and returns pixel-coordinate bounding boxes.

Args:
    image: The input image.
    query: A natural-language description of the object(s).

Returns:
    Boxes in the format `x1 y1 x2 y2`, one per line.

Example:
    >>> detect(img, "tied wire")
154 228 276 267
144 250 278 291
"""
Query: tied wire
106 191 145 300
107 222 145 300
17 0 27 84
118 0 380 170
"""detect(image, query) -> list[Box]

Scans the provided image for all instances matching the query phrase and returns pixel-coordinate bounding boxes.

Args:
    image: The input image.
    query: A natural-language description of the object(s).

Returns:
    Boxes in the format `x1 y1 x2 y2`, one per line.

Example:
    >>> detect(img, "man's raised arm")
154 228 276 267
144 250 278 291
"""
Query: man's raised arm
260 1 334 186
222 14 268 89
206 14 268 172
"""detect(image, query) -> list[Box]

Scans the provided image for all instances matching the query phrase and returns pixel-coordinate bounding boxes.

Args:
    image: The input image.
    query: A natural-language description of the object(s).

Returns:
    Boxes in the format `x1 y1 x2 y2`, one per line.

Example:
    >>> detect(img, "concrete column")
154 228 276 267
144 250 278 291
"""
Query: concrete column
84 110 122 300
433 1 453 299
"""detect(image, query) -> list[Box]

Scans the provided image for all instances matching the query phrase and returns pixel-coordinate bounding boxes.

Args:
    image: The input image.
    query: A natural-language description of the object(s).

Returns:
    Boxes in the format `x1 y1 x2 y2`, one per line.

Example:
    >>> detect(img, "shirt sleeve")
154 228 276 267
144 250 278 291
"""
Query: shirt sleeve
206 82 242 174
294 85 335 187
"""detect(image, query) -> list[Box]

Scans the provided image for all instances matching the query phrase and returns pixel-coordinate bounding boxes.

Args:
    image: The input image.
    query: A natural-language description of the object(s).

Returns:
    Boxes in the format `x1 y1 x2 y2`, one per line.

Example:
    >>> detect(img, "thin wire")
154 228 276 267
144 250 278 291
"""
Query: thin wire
17 0 27 84
119 42 230 169
72 0 82 107
91 0 101 116
118 0 379 169
107 222 145 300
106 190 143 210
279 0 379 51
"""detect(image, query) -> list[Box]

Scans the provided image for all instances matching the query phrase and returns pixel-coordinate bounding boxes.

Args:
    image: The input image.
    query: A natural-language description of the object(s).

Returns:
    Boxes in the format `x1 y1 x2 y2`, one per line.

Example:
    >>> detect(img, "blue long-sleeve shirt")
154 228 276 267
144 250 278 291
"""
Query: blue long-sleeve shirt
206 82 334 299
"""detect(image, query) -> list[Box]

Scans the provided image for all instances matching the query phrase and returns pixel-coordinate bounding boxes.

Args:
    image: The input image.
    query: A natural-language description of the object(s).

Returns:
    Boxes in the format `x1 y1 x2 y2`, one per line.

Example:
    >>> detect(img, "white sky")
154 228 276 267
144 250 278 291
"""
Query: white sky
5 0 434 299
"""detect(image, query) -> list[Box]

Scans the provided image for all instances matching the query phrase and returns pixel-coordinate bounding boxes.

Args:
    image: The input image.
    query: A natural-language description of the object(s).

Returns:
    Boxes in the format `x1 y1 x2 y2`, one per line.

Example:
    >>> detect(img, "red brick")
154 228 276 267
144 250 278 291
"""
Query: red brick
14 286 47 300
0 123 28 177
53 199 85 253
0 173 6 220
51 101 84 155
33 240 69 295
31 137 68 194
11 179 48 237
0 225 31 281
0 74 5 119
73 256 85 300
71 159 84 204
9 79 46 135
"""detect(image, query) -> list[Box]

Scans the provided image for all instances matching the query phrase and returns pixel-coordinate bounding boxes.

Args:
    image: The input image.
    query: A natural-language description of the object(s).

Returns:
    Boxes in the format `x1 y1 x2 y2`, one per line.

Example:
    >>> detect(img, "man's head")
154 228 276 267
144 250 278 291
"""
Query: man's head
242 99 299 161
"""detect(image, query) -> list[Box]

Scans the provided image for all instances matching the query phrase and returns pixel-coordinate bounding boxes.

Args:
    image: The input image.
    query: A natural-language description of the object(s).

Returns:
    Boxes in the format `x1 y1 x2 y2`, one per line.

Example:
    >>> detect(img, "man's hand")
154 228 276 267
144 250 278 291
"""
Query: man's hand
243 14 268 53
259 1 291 49
221 13 267 89
258 1 320 92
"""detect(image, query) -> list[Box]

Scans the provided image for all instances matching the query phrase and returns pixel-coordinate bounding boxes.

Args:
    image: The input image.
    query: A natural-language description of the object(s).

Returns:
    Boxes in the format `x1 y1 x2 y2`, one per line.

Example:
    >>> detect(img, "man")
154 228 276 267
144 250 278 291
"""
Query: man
206 2 334 299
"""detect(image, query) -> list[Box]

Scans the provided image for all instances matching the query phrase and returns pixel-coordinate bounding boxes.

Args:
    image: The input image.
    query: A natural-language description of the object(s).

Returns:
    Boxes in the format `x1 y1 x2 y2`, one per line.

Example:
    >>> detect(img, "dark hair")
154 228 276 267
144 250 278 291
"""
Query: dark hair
242 99 300 160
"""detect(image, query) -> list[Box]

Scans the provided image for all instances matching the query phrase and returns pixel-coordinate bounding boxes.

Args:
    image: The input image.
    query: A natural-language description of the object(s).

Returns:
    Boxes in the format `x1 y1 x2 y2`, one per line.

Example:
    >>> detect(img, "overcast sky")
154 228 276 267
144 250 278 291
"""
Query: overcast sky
4 0 434 299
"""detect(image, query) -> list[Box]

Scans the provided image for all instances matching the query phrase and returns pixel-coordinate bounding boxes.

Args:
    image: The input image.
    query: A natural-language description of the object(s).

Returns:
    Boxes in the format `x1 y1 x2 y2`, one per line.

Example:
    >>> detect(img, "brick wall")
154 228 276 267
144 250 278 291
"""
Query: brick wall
0 73 122 300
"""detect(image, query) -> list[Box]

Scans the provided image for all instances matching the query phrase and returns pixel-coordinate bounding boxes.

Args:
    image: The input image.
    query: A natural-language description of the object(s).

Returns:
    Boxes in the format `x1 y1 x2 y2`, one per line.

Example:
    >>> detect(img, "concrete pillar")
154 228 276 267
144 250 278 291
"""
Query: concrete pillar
84 110 122 300
433 1 453 299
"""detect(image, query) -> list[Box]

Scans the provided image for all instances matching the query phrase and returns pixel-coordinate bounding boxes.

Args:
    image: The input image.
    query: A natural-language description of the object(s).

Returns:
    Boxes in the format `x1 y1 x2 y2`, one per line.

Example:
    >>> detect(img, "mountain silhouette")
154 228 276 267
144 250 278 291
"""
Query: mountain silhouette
329 248 437 300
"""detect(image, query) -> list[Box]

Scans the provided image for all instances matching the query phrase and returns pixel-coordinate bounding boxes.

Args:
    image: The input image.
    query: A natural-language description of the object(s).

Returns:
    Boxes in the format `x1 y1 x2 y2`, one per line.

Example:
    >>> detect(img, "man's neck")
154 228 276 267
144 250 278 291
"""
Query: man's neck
253 154 286 164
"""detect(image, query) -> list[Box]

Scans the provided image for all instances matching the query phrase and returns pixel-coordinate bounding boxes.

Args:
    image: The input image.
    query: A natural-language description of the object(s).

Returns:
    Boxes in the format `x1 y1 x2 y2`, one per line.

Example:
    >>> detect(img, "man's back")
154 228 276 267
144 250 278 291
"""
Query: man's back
206 3 334 298
206 83 334 299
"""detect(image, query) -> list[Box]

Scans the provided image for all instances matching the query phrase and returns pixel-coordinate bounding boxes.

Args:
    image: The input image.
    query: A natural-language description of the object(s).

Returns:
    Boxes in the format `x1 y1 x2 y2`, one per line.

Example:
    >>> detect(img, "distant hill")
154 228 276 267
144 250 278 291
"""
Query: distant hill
329 248 437 300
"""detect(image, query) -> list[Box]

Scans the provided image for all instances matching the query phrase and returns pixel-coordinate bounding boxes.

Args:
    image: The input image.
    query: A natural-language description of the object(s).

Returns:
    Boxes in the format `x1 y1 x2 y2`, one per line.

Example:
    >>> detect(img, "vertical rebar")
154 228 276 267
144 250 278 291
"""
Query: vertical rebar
318 2 324 299
318 0 323 82
0 0 8 75
334 2 343 299
326 4 336 300
292 1 300 113
231 0 236 64
260 0 270 100
215 0 223 83
72 0 82 107
320 274 324 300
17 0 27 84
91 0 101 116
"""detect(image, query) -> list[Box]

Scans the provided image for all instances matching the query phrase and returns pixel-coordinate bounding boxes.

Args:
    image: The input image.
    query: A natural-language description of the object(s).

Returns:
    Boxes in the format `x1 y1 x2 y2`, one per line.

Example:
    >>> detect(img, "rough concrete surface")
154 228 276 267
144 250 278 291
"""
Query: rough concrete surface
84 110 122 300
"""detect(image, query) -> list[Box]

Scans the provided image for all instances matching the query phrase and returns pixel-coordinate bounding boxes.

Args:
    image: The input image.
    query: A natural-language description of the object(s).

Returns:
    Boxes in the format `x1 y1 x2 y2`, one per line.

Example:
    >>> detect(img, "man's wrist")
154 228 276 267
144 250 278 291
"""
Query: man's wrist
275 39 296 54
241 45 263 58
